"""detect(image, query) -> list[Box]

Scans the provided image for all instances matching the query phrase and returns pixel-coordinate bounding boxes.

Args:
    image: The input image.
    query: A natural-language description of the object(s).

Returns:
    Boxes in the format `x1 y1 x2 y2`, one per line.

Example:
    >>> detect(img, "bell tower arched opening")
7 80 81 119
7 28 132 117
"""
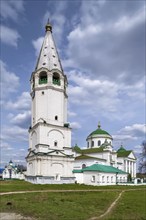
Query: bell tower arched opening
39 71 47 84
52 72 60 85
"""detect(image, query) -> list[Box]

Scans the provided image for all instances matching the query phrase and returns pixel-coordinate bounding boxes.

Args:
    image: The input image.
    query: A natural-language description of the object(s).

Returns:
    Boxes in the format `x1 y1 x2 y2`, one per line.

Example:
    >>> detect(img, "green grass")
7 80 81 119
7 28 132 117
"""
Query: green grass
0 180 146 220
0 191 118 220
105 190 146 220
0 180 145 192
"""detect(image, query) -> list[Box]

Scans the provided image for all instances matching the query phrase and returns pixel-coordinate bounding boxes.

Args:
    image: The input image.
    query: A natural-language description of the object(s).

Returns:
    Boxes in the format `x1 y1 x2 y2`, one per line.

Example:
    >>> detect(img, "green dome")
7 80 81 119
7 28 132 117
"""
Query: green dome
88 123 112 138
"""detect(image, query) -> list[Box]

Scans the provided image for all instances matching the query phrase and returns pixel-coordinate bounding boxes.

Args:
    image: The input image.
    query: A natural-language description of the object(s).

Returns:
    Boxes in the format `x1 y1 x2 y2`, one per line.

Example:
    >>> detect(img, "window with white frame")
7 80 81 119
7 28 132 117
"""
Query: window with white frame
107 176 109 183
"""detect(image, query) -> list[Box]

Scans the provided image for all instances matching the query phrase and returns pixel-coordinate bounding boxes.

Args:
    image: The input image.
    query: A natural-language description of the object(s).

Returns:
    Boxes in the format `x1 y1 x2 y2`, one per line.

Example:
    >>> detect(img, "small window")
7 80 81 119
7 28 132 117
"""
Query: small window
111 176 113 183
39 71 47 84
44 54 46 56
87 142 89 148
102 176 105 183
98 140 101 146
107 176 109 183
92 176 95 182
55 116 58 120
43 63 46 65
53 55 55 57
54 64 57 66
42 91 44 95
54 141 57 147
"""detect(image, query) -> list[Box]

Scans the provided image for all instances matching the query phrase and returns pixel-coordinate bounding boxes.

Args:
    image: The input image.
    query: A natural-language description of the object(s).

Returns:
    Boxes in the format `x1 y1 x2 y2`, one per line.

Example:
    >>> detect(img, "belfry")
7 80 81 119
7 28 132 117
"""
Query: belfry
26 21 75 184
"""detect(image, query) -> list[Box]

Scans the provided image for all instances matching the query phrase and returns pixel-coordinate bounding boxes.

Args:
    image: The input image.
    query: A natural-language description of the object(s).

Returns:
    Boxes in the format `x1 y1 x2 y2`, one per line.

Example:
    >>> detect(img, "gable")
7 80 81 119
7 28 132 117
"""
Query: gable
128 151 137 160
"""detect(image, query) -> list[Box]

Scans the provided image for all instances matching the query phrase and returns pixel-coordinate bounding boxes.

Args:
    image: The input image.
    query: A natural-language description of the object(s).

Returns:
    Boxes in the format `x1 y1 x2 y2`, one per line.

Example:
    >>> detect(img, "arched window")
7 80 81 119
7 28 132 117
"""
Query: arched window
91 141 94 147
82 164 86 169
55 116 58 120
87 142 89 148
98 140 101 146
52 72 60 86
39 71 47 84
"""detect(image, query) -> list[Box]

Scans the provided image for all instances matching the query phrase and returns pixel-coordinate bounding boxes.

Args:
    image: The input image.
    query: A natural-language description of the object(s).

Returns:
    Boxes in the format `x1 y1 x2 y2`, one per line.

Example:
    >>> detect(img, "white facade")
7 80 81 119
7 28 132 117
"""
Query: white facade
74 172 127 186
26 21 75 184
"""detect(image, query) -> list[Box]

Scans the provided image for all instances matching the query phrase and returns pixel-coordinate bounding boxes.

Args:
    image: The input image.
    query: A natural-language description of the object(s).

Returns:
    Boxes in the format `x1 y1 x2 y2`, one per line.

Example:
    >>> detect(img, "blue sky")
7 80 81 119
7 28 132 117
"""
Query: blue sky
0 0 145 167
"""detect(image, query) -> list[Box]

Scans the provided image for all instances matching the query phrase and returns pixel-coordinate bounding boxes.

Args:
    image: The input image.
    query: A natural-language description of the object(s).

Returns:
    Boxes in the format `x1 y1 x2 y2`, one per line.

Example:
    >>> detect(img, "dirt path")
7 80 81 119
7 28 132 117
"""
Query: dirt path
0 212 34 220
89 190 124 220
0 188 143 196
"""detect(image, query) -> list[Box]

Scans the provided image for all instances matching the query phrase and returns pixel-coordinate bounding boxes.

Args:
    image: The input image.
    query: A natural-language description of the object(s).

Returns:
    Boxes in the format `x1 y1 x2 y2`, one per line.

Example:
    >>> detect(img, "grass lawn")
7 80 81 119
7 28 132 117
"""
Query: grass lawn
0 180 146 220
0 191 119 220
105 190 146 220
0 180 145 192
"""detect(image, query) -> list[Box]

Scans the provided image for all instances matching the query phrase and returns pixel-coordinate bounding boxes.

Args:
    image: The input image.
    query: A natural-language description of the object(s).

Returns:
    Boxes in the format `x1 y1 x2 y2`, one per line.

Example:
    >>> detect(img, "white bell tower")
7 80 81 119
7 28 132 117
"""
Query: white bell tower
26 21 75 184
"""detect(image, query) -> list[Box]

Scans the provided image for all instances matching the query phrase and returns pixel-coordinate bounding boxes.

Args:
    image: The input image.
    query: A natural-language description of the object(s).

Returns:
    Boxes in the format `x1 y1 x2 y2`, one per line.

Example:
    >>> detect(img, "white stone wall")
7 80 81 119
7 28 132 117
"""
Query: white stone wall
78 172 127 186
29 123 71 151
26 156 74 179
74 173 84 184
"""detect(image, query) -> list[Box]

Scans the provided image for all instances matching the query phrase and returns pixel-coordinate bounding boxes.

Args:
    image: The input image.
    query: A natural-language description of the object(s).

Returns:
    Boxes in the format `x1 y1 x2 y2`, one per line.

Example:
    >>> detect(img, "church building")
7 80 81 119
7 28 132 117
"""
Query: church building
25 21 75 184
25 21 136 185
73 123 136 185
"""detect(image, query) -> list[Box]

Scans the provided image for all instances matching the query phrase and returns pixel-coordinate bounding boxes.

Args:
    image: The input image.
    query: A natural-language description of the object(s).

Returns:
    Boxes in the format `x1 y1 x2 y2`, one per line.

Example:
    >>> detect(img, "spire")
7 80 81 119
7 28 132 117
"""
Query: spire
45 18 52 32
98 121 101 129
35 19 63 72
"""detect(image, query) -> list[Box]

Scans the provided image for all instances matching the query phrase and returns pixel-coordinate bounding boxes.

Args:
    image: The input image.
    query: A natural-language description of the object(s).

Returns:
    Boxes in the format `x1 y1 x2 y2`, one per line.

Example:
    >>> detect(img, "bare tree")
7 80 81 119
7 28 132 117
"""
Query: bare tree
139 141 146 174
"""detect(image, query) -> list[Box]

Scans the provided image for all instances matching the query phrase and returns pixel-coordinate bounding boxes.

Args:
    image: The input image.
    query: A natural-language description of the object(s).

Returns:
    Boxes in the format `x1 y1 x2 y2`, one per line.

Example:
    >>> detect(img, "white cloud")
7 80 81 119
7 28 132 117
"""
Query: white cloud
1 0 24 22
0 141 12 149
113 124 145 143
0 60 19 98
67 110 77 117
113 134 138 142
119 124 146 136
10 110 31 128
32 37 44 56
70 122 81 129
134 145 142 154
6 92 31 110
0 25 20 47
68 71 120 114
1 126 28 142
64 3 145 87
114 8 145 32
67 71 145 121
